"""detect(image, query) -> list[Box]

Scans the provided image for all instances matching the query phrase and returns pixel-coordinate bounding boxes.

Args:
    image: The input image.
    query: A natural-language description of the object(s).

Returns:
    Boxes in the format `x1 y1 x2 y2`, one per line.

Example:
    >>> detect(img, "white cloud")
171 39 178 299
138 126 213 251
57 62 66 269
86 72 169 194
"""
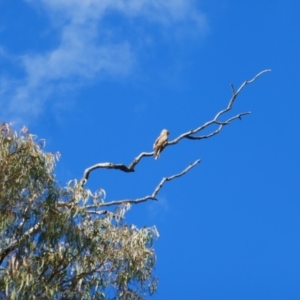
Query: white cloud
0 0 207 122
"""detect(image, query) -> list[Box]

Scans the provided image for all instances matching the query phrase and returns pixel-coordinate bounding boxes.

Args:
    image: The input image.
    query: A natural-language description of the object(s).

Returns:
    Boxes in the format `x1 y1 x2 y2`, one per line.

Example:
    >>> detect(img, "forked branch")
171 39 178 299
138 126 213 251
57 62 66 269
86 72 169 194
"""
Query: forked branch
85 159 200 210
81 69 270 185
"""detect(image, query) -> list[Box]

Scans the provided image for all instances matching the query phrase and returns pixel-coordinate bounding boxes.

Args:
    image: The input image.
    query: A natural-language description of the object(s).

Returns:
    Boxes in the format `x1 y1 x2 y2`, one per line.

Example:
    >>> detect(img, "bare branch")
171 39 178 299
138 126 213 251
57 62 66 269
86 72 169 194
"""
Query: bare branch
85 159 200 209
81 69 270 185
169 69 271 145
81 152 154 185
230 83 235 94
128 152 154 170
82 163 135 182
184 112 250 140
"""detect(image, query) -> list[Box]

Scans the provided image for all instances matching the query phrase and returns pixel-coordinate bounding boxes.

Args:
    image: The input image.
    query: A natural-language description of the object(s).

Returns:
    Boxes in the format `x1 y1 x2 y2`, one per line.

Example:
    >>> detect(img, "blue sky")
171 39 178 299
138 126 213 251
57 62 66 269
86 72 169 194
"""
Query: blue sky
1 0 300 299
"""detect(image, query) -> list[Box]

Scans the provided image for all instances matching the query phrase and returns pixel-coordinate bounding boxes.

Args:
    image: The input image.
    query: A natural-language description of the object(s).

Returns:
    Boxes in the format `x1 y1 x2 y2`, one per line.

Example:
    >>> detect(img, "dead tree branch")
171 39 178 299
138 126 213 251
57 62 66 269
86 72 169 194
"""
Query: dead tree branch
84 159 200 210
81 69 270 185
168 69 271 144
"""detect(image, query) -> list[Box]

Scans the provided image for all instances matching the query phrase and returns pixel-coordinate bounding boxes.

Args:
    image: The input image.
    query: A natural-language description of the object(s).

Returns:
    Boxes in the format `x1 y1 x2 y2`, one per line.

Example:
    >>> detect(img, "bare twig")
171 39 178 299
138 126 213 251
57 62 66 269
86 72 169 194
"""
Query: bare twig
84 159 200 209
169 69 271 144
230 84 235 94
81 70 270 185
184 112 250 140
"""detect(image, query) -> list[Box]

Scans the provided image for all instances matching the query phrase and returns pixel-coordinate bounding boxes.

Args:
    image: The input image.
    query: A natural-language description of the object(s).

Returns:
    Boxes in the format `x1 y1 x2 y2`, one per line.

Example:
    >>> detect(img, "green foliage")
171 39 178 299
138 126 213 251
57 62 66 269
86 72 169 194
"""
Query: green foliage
0 123 158 299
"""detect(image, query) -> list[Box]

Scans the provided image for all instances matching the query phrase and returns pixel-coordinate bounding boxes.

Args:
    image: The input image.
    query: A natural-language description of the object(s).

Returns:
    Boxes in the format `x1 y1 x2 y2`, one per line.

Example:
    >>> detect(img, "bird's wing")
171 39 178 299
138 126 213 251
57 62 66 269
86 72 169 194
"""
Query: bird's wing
153 135 162 149
156 135 167 148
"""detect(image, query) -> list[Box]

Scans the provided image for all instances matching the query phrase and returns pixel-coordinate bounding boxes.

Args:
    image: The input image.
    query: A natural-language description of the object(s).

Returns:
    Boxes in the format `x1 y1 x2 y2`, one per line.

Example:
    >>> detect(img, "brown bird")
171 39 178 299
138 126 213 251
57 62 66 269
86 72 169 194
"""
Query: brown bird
153 129 170 159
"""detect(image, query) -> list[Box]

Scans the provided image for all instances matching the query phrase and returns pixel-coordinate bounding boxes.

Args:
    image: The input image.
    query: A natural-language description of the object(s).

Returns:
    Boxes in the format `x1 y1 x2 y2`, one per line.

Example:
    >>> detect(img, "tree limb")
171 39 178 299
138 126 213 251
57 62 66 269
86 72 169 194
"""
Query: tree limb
85 159 200 209
81 69 270 185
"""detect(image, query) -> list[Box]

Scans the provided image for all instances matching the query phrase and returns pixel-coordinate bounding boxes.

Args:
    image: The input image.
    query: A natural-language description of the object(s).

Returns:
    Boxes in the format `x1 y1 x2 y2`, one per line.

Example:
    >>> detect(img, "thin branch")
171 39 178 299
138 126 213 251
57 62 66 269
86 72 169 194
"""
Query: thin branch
81 70 270 185
230 83 235 94
185 112 250 140
0 222 41 264
85 159 200 209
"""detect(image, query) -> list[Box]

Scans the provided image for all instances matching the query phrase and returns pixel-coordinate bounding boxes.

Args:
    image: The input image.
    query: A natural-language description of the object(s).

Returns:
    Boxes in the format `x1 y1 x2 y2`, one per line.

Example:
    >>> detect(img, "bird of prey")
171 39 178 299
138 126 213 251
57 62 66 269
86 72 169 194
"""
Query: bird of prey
153 129 170 159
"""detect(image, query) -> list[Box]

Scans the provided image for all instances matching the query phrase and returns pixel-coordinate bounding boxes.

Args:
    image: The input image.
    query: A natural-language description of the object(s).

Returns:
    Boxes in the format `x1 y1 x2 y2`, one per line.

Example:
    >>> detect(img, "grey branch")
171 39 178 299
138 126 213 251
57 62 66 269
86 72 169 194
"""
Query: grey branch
168 69 271 144
184 112 250 141
81 69 270 185
85 159 200 209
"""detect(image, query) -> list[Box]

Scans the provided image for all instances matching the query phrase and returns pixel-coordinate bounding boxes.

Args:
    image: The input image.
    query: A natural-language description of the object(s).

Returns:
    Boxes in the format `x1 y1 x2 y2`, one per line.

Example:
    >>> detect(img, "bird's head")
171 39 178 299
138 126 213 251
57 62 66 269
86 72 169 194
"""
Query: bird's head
161 129 170 136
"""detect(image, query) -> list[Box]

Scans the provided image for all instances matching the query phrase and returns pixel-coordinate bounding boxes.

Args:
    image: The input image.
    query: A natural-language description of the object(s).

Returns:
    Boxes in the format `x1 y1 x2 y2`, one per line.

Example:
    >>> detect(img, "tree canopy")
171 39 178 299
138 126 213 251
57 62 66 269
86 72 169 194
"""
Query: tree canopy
0 124 158 299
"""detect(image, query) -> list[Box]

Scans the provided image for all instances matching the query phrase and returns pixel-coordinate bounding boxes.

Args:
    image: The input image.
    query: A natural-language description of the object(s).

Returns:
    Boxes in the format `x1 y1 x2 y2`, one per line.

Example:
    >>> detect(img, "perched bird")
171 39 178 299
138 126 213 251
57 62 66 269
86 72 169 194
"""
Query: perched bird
153 129 170 159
